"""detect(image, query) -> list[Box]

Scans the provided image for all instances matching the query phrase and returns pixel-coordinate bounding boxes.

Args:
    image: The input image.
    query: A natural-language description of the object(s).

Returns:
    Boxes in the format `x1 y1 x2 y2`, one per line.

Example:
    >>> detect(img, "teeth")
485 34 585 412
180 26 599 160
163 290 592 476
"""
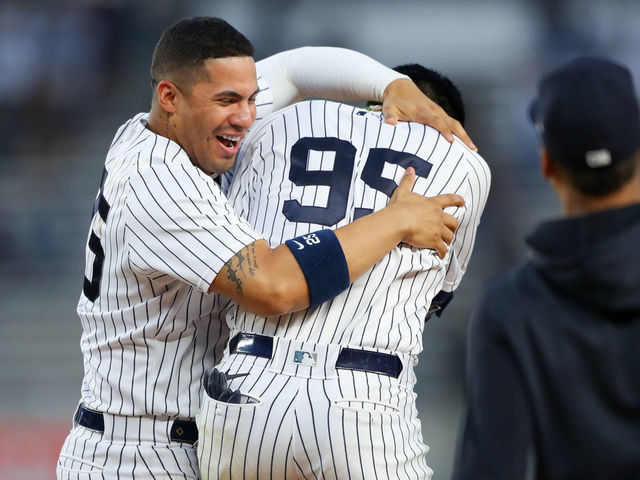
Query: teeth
219 135 241 142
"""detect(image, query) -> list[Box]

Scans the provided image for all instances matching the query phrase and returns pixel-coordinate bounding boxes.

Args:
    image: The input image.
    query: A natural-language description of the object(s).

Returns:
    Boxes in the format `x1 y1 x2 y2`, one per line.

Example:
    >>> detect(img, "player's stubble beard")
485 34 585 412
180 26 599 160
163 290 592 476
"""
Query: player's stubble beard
164 111 242 177
163 111 216 176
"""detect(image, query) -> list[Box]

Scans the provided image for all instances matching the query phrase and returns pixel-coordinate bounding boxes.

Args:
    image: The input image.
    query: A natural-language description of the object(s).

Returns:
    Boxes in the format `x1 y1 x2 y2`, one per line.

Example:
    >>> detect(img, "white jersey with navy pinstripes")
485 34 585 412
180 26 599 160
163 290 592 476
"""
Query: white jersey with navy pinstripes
71 75 275 421
58 44 415 479
224 99 490 356
197 99 490 480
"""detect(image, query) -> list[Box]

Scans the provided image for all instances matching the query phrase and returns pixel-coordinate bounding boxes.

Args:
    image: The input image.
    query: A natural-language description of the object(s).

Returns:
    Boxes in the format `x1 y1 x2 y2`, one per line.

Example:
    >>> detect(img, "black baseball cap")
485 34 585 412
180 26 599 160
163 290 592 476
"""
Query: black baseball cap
529 57 640 170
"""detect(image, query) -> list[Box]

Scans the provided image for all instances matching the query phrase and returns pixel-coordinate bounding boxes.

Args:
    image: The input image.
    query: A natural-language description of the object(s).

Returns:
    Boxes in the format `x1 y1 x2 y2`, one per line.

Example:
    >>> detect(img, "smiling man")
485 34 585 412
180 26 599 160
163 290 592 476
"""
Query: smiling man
56 17 470 480
148 54 259 175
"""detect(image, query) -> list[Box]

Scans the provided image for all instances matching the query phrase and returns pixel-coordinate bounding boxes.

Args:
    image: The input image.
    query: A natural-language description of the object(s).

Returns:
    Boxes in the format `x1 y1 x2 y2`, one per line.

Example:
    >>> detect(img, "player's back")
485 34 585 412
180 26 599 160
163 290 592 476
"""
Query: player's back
225 99 489 356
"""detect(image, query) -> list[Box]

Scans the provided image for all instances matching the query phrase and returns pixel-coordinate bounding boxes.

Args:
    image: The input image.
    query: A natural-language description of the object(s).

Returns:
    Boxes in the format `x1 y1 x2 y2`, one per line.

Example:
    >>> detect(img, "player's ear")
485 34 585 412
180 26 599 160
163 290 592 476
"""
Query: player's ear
540 147 568 194
156 80 180 113
539 147 553 180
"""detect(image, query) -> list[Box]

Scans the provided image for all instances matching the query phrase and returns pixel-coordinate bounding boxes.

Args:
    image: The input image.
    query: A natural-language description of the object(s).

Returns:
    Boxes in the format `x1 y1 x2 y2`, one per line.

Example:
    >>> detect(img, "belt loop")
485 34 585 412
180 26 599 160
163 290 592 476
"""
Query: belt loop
170 419 198 445
336 348 403 378
74 404 105 433
229 332 273 358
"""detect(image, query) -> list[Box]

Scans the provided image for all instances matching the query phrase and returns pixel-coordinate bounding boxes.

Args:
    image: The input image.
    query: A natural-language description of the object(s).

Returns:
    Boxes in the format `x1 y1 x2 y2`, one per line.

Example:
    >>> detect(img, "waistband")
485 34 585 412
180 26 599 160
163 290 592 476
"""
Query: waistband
73 404 197 445
229 332 404 378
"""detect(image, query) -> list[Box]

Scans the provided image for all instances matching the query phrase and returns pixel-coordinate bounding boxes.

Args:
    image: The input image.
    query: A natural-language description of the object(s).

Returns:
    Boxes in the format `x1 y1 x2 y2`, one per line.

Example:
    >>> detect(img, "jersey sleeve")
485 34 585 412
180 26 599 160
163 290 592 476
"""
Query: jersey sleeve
124 163 263 293
441 149 491 293
255 47 408 114
254 70 275 121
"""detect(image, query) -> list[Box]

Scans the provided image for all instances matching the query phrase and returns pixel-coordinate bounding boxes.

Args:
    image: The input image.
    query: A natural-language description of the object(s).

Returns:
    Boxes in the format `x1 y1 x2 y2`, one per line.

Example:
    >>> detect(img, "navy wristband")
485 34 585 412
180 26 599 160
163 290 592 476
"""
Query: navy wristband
285 230 350 308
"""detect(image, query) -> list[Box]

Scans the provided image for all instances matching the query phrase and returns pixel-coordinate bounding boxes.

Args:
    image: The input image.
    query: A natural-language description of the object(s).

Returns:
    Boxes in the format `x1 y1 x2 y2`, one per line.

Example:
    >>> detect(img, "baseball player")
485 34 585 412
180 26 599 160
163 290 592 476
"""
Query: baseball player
56 18 469 480
197 65 491 479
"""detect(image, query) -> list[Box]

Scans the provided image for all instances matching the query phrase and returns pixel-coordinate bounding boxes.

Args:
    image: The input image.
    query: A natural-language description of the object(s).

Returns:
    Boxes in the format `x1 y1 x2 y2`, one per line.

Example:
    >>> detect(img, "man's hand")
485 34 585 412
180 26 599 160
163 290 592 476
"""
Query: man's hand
389 167 465 258
382 78 477 152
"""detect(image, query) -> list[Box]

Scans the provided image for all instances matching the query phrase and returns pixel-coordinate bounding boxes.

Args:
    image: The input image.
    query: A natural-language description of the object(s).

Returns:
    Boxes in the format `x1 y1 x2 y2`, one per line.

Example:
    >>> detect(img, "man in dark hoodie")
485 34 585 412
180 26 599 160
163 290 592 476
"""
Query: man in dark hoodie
453 57 640 480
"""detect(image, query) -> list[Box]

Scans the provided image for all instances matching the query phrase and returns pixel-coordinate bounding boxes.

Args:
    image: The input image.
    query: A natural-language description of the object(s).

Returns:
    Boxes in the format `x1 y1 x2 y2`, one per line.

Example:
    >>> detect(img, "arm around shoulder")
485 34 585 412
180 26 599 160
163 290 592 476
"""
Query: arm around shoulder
209 239 310 317
256 46 476 149
210 170 465 317
255 46 407 111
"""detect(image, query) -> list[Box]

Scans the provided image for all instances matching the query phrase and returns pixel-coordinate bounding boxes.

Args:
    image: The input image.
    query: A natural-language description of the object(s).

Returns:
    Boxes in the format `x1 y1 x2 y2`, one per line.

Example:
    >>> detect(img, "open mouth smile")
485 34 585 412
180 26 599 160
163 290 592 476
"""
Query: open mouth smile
217 134 241 150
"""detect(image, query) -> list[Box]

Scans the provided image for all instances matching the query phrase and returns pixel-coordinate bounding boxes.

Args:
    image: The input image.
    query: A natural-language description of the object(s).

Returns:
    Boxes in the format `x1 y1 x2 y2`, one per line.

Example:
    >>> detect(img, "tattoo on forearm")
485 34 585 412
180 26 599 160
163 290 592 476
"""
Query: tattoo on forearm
247 243 258 276
225 265 243 293
224 244 260 295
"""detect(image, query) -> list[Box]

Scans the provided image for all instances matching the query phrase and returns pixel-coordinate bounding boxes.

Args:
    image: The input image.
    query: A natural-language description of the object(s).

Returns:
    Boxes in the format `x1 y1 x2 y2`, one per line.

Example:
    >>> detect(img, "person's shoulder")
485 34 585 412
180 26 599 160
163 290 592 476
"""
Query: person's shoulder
450 135 491 177
110 113 182 163
247 99 315 136
108 113 162 169
108 112 148 149
481 266 523 299
248 99 354 140
473 262 532 329
399 120 488 165
126 135 204 184
402 121 487 164
278 98 352 118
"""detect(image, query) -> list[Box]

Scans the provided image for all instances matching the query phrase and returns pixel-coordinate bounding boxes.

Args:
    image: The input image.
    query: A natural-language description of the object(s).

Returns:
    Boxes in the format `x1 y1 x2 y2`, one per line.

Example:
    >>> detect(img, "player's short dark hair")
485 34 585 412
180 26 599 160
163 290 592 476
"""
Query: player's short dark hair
553 151 638 197
150 17 254 94
367 64 466 126
392 64 466 126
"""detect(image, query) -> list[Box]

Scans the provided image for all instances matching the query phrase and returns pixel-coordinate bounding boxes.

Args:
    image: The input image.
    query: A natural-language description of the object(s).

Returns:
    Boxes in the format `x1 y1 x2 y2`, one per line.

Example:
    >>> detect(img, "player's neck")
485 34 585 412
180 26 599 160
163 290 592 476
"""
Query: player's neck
561 175 640 217
146 107 173 142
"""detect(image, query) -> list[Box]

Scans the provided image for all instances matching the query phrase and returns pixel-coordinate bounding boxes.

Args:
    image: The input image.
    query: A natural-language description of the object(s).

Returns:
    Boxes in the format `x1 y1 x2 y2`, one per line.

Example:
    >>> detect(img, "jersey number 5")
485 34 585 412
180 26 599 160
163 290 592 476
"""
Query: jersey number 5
282 137 433 225
83 168 110 302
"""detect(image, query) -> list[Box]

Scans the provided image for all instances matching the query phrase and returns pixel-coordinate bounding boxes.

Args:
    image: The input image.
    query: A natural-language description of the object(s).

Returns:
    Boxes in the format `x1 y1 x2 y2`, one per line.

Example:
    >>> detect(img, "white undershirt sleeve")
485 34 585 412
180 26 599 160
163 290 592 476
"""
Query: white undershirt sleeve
255 46 409 112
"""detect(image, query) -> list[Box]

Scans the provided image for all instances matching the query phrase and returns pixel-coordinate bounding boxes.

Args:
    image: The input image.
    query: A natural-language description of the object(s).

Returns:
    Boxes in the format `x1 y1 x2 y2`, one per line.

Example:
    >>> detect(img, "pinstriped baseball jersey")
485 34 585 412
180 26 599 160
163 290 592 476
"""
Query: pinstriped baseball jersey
57 75 275 480
74 74 272 419
224 99 490 355
197 99 490 479
75 111 258 419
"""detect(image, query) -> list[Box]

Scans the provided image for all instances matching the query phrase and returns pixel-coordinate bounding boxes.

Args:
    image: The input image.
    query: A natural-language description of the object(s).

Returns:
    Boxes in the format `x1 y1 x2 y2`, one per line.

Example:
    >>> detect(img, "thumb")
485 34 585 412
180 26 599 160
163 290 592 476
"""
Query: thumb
382 104 399 125
384 115 399 126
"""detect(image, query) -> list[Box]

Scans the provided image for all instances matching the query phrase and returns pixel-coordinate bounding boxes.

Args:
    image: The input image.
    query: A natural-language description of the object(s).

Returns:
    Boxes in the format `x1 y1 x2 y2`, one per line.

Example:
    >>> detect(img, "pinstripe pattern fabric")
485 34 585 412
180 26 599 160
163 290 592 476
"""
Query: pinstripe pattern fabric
197 100 490 479
77 112 261 418
198 337 430 480
57 76 275 479
225 100 490 355
57 409 200 479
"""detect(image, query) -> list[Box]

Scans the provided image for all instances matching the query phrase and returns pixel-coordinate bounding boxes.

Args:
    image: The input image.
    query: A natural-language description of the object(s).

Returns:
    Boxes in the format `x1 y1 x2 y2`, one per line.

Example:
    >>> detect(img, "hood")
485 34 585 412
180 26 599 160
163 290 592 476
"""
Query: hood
526 203 640 319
